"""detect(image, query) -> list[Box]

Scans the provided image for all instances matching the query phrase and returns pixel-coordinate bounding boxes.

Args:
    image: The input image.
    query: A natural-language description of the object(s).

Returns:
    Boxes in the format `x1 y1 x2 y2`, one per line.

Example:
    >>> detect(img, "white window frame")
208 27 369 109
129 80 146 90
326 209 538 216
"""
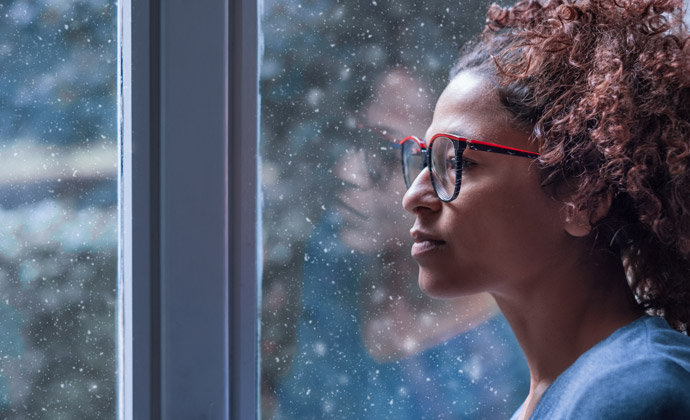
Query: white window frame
120 0 260 418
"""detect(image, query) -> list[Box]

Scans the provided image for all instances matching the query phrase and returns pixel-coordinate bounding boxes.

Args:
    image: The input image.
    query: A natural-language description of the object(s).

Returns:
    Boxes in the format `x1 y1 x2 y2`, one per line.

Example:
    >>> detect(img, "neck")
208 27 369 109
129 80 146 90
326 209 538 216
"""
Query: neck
492 247 643 415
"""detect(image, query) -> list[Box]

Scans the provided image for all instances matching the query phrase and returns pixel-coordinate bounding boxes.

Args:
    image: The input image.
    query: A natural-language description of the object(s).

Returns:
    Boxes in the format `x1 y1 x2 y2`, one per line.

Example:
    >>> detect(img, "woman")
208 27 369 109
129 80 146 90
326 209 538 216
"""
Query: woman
400 0 690 418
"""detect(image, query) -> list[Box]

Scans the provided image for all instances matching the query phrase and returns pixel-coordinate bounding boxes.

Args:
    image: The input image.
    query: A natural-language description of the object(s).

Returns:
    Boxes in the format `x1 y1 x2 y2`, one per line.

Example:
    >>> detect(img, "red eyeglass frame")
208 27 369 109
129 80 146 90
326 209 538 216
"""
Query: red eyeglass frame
400 133 540 202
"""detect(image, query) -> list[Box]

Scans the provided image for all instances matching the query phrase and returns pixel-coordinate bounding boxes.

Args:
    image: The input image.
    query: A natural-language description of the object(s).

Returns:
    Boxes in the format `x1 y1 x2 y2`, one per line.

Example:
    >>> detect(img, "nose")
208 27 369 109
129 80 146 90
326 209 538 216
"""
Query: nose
402 168 441 214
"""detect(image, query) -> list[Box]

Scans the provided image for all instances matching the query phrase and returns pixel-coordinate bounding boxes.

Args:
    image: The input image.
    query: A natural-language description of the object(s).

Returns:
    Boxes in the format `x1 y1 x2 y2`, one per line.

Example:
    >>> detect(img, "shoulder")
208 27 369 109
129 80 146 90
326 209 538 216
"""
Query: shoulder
565 317 690 419
566 358 690 419
536 316 690 420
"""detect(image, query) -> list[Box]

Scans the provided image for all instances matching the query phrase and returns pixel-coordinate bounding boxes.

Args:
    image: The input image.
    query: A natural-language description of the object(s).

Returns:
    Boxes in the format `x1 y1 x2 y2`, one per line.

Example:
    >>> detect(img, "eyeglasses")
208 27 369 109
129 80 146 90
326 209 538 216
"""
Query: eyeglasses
400 133 540 202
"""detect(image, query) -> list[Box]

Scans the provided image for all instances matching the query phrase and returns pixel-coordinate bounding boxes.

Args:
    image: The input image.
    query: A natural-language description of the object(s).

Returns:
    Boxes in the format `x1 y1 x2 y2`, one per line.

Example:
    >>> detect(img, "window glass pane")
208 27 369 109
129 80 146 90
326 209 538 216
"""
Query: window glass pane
261 1 529 419
0 0 117 418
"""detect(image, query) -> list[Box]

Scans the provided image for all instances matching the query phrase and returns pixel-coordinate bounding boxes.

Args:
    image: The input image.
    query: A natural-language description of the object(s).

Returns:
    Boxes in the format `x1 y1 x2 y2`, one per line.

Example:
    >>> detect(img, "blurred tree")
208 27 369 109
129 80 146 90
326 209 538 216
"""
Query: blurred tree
0 0 117 146
0 0 117 418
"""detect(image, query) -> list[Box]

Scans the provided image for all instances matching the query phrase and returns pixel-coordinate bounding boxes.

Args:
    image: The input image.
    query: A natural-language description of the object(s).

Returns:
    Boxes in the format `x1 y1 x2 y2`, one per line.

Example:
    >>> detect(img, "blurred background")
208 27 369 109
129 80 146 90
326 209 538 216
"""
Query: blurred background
260 0 529 419
0 0 117 418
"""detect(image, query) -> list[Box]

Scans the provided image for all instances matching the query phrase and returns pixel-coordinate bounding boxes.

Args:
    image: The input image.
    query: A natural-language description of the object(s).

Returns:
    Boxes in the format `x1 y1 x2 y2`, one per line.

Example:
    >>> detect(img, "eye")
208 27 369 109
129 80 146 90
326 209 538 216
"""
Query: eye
446 156 457 170
460 158 475 170
446 156 475 170
446 151 457 170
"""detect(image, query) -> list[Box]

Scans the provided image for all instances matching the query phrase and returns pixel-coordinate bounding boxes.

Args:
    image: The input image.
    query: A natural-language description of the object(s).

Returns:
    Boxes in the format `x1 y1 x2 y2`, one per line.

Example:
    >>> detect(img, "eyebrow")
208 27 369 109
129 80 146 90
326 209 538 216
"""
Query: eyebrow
432 132 540 157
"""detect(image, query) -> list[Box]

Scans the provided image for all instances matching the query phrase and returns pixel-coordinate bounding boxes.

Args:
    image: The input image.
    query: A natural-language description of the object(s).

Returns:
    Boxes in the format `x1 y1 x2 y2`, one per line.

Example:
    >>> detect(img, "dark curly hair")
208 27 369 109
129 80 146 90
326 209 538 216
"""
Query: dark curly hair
451 0 690 332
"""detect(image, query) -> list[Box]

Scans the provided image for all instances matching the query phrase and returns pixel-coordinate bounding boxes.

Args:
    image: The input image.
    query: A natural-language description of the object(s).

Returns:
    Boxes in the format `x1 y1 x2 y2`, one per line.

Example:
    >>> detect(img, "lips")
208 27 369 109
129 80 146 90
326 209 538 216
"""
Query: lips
410 229 446 257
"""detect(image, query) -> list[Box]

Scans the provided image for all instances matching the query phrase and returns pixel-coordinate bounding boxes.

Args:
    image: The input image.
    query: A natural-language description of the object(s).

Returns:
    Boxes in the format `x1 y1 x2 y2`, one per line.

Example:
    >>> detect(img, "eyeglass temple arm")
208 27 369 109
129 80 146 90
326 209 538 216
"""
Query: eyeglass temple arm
468 139 539 159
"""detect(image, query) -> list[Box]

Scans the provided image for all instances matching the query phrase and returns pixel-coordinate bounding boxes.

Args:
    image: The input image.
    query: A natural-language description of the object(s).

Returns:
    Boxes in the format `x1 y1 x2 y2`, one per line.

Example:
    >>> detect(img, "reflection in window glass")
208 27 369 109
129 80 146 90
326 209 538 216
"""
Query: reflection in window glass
0 0 117 418
261 1 529 419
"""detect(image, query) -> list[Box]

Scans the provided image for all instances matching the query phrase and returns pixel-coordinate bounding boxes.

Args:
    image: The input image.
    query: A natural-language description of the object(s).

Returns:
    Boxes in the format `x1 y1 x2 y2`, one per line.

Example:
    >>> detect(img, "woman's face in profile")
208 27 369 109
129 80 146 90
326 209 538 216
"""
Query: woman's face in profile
403 71 569 298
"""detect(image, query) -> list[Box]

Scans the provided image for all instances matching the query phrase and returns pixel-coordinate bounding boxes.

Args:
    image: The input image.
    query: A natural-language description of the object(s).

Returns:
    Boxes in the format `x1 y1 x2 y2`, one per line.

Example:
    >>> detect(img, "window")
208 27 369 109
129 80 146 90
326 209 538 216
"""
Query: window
2 0 540 418
260 0 528 419
73 1 690 419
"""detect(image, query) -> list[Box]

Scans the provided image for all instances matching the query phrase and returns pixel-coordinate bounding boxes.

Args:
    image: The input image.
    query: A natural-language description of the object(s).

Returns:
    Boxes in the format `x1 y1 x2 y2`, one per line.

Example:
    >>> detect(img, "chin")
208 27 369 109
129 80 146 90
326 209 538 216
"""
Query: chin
418 271 463 299
417 269 487 299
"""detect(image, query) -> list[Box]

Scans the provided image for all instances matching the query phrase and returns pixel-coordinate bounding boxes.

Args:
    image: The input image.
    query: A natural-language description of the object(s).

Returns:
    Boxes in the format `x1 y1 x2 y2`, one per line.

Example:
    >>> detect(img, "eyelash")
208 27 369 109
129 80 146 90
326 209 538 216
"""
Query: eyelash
449 157 475 170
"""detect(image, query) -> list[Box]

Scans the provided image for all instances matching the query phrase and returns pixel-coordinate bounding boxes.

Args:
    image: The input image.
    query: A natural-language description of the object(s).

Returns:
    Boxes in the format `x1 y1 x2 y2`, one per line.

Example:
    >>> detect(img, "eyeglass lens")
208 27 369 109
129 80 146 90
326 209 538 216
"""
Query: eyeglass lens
402 139 424 188
430 136 459 201
401 136 464 201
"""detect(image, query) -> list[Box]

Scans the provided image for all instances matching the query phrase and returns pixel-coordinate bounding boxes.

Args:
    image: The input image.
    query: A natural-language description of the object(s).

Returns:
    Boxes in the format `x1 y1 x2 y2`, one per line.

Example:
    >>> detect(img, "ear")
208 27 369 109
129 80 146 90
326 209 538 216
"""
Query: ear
563 193 613 238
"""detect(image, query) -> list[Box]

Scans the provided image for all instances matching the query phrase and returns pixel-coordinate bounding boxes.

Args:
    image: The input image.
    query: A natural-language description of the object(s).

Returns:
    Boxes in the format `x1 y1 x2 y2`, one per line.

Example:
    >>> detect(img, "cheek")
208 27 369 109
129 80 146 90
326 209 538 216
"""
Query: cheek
443 178 564 284
498 200 564 274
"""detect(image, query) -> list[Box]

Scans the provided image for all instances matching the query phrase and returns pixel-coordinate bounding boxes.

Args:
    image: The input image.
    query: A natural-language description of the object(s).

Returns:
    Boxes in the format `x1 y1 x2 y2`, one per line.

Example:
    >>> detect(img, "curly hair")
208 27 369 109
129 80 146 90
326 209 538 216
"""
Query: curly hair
451 0 690 332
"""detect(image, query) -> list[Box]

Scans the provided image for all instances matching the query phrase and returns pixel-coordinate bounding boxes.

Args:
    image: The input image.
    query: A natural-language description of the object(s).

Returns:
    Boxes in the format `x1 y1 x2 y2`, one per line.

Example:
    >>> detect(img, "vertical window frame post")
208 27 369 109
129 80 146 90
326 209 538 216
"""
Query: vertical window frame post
123 0 260 418
230 0 261 418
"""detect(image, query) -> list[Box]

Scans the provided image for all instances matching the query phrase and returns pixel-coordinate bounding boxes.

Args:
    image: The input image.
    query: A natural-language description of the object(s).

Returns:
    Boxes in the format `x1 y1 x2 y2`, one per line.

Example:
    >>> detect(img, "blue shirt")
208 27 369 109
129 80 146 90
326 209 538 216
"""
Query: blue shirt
510 315 690 420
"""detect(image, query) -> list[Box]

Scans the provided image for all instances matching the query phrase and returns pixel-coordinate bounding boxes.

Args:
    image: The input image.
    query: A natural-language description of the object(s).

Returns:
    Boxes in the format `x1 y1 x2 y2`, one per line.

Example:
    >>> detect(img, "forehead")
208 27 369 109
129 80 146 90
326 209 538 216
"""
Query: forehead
425 71 534 151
